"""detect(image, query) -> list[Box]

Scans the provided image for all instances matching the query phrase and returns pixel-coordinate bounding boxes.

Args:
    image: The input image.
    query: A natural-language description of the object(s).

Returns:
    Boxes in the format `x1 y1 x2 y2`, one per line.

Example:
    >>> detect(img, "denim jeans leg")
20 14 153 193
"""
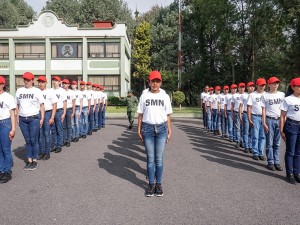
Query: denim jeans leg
89 106 94 133
53 110 64 148
101 104 106 127
220 109 226 136
234 112 240 142
143 125 155 184
64 108 72 142
98 103 102 129
39 111 51 154
212 109 217 131
266 118 274 164
227 111 233 140
80 107 88 135
19 117 33 159
94 104 99 129
242 113 249 148
258 119 266 157
251 115 263 156
272 119 281 164
206 108 212 131
0 119 13 173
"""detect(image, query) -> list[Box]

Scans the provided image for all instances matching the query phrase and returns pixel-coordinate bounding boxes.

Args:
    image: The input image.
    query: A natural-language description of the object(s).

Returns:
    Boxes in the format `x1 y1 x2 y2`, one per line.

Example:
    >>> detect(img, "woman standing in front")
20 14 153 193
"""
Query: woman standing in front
0 76 16 183
15 72 45 171
137 70 172 197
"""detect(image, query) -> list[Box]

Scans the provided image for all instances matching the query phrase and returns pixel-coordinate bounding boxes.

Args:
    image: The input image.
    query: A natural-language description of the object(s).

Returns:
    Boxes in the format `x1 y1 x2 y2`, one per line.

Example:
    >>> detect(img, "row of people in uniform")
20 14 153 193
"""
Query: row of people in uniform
0 72 108 183
200 77 300 185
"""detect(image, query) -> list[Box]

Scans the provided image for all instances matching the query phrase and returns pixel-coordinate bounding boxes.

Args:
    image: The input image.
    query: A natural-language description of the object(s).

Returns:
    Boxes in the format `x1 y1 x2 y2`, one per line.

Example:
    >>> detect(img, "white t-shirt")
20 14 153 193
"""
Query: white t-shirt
261 91 285 117
280 95 300 121
87 90 96 106
81 90 91 107
0 92 16 120
137 91 172 124
231 93 242 112
209 94 219 109
41 89 58 111
201 92 208 104
66 89 76 109
218 93 226 110
142 88 166 95
240 93 249 112
52 88 67 109
225 93 232 110
74 90 83 106
205 94 212 107
101 92 108 104
96 91 103 104
15 87 44 117
247 91 264 115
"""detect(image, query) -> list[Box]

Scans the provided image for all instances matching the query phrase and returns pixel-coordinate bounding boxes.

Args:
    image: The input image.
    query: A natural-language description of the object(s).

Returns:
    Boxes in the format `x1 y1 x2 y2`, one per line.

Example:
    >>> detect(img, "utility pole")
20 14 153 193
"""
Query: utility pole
178 0 182 90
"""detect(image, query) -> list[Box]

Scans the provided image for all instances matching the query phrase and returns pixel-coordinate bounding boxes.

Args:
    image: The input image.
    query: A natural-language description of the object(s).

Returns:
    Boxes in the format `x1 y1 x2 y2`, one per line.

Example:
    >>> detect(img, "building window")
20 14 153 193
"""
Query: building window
88 43 120 58
0 44 9 59
52 43 82 58
88 75 120 91
15 43 45 59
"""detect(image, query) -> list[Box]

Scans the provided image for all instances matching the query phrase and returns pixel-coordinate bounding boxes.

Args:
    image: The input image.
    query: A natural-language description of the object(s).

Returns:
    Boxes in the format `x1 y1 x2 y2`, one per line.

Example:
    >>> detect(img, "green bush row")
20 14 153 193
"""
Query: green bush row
108 96 127 106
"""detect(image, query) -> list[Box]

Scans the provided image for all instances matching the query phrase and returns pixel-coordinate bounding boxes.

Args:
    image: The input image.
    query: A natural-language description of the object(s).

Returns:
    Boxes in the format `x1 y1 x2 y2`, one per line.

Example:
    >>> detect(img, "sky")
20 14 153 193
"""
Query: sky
25 0 174 15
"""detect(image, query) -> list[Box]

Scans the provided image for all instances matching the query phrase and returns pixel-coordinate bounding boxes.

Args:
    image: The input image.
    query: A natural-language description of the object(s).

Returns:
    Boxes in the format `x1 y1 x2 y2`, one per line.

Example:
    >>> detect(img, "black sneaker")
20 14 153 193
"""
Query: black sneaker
294 174 300 183
0 172 12 183
243 148 249 153
66 142 71 147
274 164 283 171
28 161 38 171
286 174 297 185
75 137 79 142
145 184 155 197
0 172 4 181
51 147 57 152
72 138 76 142
258 156 265 161
266 164 275 171
44 154 50 160
82 135 87 139
128 125 132 129
235 142 239 148
249 148 253 153
24 162 31 170
239 142 244 148
55 147 62 153
155 183 164 197
253 155 259 160
37 153 45 160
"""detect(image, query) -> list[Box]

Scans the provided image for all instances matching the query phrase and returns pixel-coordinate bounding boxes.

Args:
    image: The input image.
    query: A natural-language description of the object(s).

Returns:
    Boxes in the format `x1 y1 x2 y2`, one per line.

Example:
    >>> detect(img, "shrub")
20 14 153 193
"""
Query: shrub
172 91 185 106
108 96 127 106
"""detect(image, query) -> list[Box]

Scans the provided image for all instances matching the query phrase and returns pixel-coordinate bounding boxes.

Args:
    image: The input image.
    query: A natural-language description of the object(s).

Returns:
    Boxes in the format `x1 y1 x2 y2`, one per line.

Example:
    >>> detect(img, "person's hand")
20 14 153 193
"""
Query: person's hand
61 114 65 122
249 120 254 127
280 131 286 142
138 132 143 143
40 119 43 128
9 130 15 141
71 113 74 118
49 117 54 125
263 123 269 134
77 112 81 118
166 132 172 143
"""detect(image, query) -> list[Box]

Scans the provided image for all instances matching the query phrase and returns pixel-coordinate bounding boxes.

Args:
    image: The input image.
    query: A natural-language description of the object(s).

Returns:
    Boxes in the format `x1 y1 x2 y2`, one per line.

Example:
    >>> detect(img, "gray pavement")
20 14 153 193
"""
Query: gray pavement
0 118 299 225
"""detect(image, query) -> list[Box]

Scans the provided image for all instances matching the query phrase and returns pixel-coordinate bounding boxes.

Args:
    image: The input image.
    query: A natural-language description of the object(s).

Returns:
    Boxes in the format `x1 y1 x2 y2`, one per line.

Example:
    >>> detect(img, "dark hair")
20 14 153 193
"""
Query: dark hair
285 85 293 97
2 85 7 92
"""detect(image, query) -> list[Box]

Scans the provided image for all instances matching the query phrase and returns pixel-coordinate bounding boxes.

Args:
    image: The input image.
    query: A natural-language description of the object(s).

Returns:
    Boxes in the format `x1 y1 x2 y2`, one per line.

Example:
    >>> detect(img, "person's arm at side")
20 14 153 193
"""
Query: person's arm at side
239 103 243 124
71 99 76 118
40 103 45 128
50 103 57 125
62 100 67 122
280 110 287 142
79 99 83 118
262 106 268 133
137 113 143 143
87 99 91 115
166 114 172 143
16 105 19 125
9 109 16 141
247 105 254 127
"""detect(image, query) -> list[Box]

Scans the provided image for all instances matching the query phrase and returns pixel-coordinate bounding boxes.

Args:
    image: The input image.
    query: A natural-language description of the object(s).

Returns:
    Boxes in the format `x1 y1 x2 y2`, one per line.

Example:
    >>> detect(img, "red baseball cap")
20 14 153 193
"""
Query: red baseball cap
230 84 237 89
80 81 86 85
238 82 245 88
247 81 255 87
100 86 104 90
52 76 61 82
0 76 5 85
256 78 266 86
290 78 300 87
268 76 280 84
209 87 214 91
62 79 70 84
149 70 162 81
92 84 97 87
23 72 34 80
223 85 229 90
86 82 92 86
71 81 77 85
215 86 221 91
37 76 47 82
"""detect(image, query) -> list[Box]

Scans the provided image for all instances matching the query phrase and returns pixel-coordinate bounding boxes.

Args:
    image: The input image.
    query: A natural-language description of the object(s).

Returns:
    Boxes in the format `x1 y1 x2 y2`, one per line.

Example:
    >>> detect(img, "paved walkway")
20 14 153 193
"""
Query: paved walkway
0 118 299 225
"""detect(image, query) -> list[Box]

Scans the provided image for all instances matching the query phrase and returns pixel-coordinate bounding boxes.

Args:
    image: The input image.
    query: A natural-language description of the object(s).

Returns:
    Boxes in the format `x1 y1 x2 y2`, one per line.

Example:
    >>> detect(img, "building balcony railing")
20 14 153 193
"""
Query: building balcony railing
88 52 120 58
0 53 9 59
15 53 46 59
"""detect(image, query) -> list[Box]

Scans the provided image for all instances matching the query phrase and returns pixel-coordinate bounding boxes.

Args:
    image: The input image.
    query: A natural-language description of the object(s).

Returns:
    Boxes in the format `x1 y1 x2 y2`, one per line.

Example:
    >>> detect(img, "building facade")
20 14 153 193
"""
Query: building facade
0 11 131 96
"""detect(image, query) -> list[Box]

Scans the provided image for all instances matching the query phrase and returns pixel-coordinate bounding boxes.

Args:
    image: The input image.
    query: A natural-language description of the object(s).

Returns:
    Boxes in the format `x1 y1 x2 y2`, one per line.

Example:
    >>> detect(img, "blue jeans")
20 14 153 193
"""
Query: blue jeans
88 105 94 133
0 118 13 173
142 122 168 185
94 104 99 129
202 104 207 128
51 109 64 148
63 108 73 143
206 107 212 131
266 118 281 165
39 111 52 154
212 109 220 131
80 107 88 135
98 103 102 129
283 120 300 175
101 104 106 127
72 106 81 139
234 111 242 143
19 115 40 160
227 110 234 141
220 109 227 136
251 115 265 157
242 112 252 149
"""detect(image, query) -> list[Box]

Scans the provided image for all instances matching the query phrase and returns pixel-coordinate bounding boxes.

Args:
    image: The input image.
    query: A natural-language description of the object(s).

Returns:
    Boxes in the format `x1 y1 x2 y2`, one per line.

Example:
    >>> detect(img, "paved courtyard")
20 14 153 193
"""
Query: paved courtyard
0 118 299 225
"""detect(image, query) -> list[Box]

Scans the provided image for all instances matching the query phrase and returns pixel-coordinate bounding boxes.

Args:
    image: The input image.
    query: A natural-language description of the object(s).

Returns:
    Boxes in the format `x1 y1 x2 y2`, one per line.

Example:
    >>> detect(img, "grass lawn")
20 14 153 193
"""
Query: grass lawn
106 106 200 113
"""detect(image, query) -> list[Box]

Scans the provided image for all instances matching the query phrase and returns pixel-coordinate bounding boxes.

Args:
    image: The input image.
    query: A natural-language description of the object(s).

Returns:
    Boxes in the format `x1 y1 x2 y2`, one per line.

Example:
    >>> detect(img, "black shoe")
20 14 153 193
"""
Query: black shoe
92 129 97 132
44 154 50 160
51 147 57 152
243 148 249 153
274 164 283 171
37 153 45 160
258 156 265 161
0 172 4 181
0 172 12 183
82 135 86 139
128 125 132 129
145 184 156 197
294 174 300 183
88 132 92 136
72 138 76 142
239 142 244 148
66 142 71 147
249 148 253 153
286 174 297 185
28 161 38 171
24 162 31 170
266 164 275 171
253 155 259 160
102 125 105 128
75 137 79 142
155 183 164 197
55 147 62 153
217 130 221 135
235 142 239 148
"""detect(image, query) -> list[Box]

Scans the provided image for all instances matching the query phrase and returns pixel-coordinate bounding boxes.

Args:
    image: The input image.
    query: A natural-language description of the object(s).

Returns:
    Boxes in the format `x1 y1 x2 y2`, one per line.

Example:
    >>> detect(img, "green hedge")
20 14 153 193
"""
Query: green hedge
108 96 127 106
